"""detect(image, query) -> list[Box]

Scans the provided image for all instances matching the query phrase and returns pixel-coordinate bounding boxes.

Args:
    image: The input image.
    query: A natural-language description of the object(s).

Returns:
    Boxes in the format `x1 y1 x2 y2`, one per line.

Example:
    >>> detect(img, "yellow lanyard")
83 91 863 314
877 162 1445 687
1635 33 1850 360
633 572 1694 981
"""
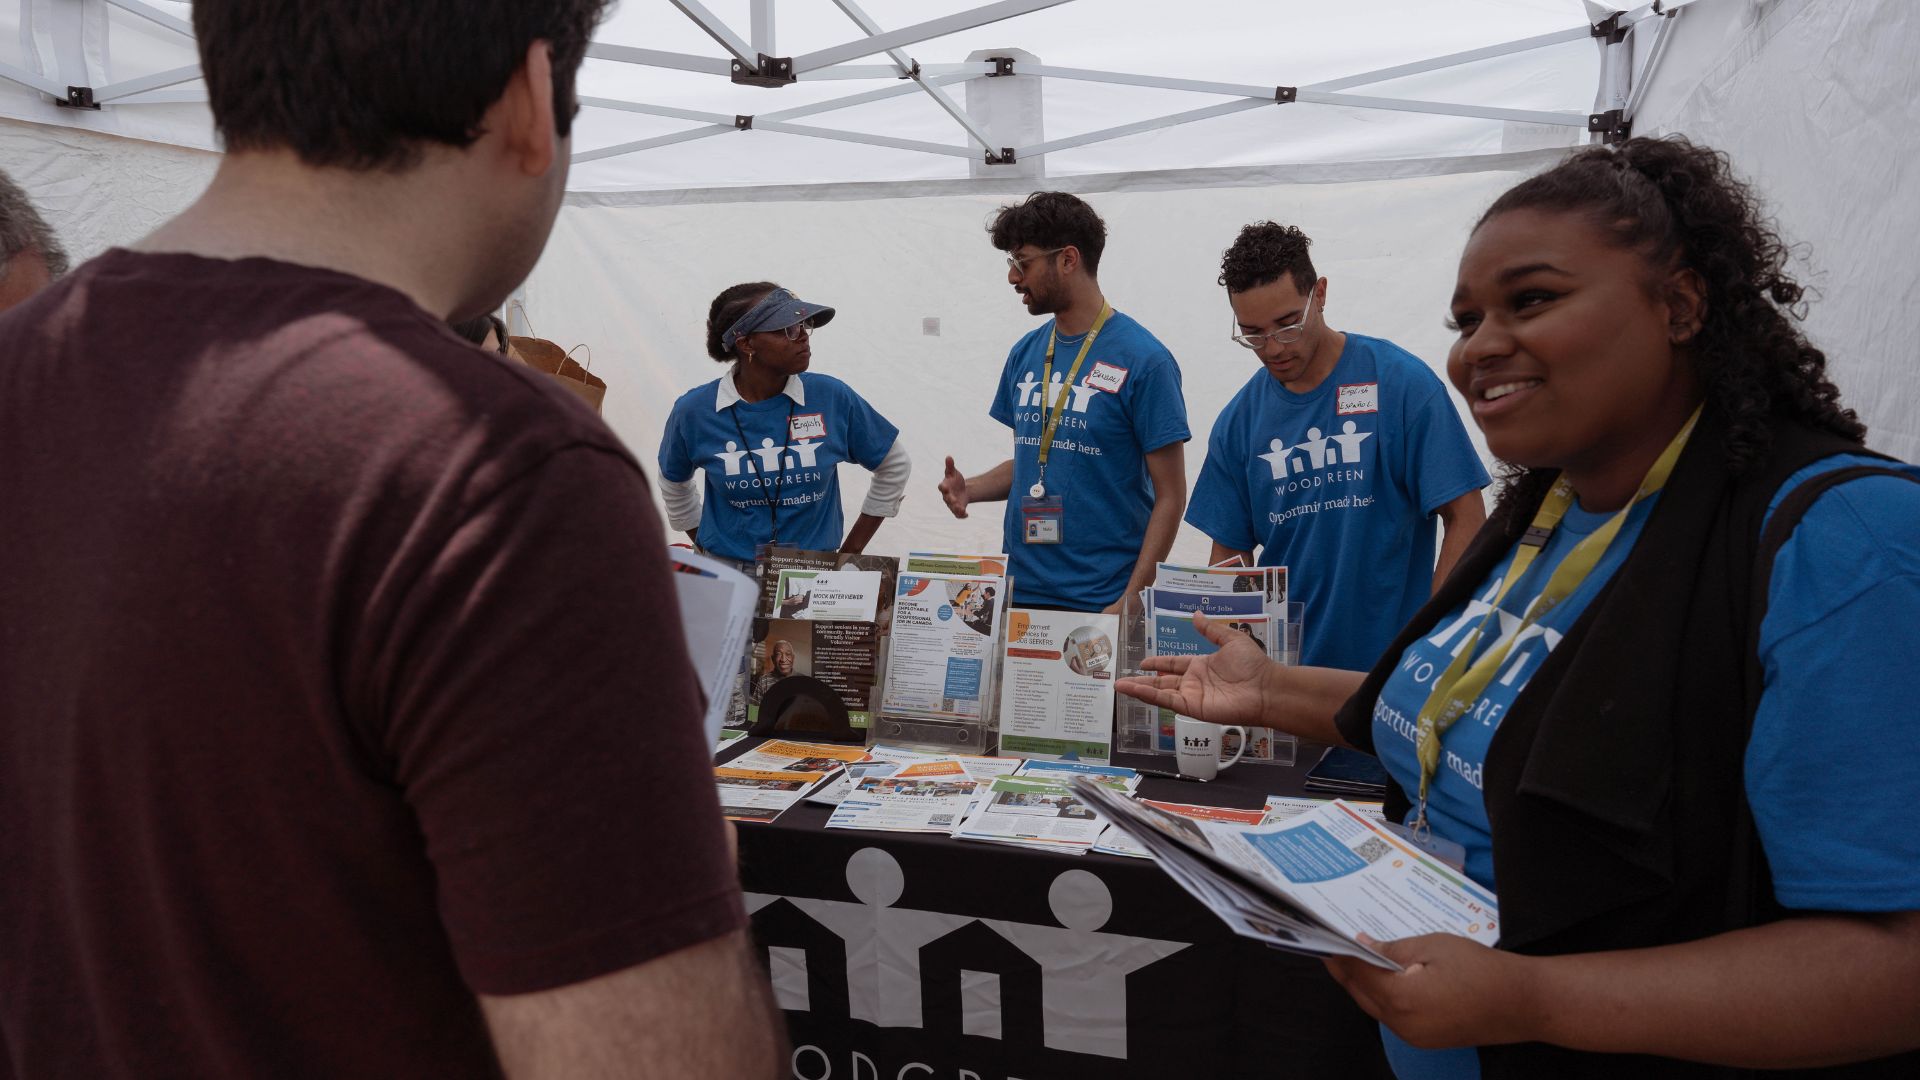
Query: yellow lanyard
1032 303 1113 495
1411 406 1702 833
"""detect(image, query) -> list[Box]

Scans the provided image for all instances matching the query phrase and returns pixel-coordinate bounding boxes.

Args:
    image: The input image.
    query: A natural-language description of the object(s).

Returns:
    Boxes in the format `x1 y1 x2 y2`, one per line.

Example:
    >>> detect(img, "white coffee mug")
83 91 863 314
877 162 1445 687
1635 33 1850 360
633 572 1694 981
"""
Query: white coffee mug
1174 714 1247 781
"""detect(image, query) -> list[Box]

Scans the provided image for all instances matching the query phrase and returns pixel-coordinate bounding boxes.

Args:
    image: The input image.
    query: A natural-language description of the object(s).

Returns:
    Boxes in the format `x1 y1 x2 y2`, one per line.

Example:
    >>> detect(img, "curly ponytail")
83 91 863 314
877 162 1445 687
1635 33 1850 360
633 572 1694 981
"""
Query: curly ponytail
705 281 780 362
1475 136 1863 531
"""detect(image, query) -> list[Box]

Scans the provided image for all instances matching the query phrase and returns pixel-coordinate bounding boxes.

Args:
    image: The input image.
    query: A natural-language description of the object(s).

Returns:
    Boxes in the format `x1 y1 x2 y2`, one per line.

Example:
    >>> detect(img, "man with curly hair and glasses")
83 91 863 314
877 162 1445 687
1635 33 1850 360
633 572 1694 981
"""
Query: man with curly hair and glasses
0 167 69 312
1185 222 1489 670
0 3 783 1077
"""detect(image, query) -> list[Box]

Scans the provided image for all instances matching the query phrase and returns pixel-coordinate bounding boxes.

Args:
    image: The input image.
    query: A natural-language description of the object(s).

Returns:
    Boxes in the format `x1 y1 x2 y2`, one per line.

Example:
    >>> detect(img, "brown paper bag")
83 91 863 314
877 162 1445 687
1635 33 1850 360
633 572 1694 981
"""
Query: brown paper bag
509 335 607 414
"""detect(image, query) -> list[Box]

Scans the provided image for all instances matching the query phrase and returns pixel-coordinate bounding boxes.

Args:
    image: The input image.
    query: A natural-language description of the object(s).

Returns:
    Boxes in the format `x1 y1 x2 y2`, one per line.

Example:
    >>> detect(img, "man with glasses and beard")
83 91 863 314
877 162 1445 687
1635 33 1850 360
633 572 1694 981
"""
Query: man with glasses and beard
938 192 1189 614
1185 222 1489 671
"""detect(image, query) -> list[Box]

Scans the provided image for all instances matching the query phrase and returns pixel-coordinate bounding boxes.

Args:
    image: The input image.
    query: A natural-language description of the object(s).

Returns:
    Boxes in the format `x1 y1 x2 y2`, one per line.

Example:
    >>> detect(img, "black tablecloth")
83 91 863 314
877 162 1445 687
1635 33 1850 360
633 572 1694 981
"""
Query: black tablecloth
729 739 1394 1080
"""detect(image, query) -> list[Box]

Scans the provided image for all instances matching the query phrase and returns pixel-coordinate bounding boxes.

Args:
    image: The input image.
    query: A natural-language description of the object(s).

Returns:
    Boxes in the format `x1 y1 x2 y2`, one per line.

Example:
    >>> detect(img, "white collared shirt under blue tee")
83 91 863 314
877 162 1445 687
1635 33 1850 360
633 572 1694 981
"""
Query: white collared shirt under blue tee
988 310 1191 610
658 372 898 562
1185 334 1489 671
1369 455 1920 1080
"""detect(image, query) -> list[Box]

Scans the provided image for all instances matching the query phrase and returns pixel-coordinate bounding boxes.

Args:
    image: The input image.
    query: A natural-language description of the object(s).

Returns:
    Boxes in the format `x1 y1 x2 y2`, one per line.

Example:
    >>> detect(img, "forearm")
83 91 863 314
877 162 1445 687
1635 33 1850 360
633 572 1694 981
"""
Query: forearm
841 513 883 554
1523 912 1920 1067
1432 493 1485 592
1119 489 1184 601
1258 664 1366 746
966 459 1015 504
1209 541 1253 567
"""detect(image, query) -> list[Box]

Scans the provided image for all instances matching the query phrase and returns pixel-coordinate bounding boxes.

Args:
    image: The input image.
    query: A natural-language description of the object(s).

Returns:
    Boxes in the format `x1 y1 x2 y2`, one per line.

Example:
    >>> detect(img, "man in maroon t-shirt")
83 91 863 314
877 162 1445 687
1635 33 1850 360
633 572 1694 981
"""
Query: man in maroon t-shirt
0 3 782 1078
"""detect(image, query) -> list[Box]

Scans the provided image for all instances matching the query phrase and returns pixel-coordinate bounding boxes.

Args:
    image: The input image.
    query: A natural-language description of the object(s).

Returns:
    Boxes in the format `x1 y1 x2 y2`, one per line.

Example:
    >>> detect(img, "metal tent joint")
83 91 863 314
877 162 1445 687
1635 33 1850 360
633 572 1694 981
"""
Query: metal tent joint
1590 11 1629 44
987 56 1017 77
1588 108 1631 142
984 146 1016 165
731 53 797 87
60 85 100 110
1275 85 1297 103
735 114 754 130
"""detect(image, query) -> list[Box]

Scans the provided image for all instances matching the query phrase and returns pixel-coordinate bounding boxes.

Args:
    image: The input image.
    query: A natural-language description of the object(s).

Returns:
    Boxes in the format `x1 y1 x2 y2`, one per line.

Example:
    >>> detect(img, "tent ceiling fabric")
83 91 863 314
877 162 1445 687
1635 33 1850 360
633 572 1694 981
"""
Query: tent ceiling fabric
1 0 1616 193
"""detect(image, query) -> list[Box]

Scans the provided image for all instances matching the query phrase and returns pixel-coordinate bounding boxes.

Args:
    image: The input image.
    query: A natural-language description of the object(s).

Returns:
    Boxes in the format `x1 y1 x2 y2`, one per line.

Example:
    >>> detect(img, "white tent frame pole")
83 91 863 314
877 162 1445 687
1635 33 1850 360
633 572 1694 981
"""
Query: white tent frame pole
1622 8 1681 122
753 119 978 159
1016 98 1274 158
831 0 1001 156
665 0 756 66
1020 65 1272 100
1297 90 1586 128
1305 25 1592 92
94 61 200 104
791 0 1076 74
586 42 731 76
750 0 775 57
101 0 191 38
0 59 64 98
804 62 998 81
572 73 987 165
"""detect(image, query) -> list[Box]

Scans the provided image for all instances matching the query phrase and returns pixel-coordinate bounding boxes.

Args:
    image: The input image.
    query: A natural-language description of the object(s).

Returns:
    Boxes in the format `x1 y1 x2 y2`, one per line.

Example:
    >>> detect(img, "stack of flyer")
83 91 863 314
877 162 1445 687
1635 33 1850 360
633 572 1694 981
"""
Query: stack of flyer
1146 561 1293 757
1069 779 1500 970
669 548 759 747
877 554 1011 733
1093 800 1270 859
948 760 1140 855
823 752 1020 834
996 608 1120 763
712 739 872 823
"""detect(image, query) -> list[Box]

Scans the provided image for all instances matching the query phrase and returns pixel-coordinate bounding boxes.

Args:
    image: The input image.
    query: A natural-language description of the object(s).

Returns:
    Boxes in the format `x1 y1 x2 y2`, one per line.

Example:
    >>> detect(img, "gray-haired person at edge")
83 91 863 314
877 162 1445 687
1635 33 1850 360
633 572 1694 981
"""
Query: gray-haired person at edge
0 1 785 1077
0 166 71 312
1119 136 1920 1080
657 281 911 563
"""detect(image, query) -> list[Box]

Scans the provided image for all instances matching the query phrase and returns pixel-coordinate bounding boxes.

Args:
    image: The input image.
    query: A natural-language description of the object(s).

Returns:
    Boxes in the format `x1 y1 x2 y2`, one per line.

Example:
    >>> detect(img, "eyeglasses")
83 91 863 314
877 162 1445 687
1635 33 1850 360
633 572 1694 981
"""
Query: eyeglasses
758 318 815 342
1230 292 1318 349
1006 246 1068 275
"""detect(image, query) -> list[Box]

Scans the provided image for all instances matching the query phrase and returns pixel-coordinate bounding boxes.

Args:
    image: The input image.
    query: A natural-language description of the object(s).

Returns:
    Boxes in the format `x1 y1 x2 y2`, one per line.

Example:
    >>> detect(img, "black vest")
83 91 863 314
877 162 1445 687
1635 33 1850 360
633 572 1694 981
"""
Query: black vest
1333 408 1918 1079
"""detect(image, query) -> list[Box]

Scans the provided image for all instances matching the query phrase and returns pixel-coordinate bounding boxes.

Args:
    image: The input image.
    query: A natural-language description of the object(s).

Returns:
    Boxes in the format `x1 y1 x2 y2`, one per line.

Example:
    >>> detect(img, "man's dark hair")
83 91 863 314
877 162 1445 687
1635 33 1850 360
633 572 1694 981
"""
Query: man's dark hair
194 1 611 170
1219 222 1315 295
0 168 71 279
450 313 510 354
987 192 1107 276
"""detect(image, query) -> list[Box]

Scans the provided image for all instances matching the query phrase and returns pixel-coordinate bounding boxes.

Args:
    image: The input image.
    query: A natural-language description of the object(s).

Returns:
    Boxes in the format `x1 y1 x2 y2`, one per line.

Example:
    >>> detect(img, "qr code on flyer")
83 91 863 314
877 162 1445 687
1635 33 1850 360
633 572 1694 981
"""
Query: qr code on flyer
1354 836 1391 865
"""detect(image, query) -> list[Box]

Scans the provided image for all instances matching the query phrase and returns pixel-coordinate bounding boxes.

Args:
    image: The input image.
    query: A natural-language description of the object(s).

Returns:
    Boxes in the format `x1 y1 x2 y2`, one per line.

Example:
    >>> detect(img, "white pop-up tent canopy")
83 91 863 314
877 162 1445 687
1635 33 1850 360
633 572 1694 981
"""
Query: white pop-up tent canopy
4 0 1915 561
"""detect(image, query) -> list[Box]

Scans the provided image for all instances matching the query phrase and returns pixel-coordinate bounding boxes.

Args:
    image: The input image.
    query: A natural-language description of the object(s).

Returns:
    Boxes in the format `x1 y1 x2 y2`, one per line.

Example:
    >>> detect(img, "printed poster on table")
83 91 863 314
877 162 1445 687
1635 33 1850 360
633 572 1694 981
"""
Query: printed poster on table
997 609 1119 762
880 572 1003 721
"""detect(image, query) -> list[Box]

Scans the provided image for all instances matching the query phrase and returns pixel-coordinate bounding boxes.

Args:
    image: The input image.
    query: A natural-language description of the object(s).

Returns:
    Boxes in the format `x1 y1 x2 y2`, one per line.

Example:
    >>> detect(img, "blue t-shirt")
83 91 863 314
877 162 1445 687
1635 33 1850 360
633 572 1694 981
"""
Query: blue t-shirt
1186 334 1489 671
658 372 898 562
988 311 1190 610
1370 454 1920 1080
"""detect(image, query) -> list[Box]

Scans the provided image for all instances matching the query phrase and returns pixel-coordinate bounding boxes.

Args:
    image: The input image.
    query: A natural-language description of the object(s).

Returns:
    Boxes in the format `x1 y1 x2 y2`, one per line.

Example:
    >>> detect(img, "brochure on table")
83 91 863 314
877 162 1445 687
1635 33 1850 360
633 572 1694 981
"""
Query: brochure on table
825 759 990 834
715 767 832 823
1094 799 1269 860
1071 780 1500 970
669 548 758 749
880 570 1006 726
743 547 898 732
948 760 1141 855
997 609 1119 763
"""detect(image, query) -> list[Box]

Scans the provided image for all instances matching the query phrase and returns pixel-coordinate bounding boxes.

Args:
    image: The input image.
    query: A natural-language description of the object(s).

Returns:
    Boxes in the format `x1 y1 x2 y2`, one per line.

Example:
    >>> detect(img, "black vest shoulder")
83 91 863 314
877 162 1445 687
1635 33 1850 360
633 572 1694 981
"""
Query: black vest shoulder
1332 409 1916 1079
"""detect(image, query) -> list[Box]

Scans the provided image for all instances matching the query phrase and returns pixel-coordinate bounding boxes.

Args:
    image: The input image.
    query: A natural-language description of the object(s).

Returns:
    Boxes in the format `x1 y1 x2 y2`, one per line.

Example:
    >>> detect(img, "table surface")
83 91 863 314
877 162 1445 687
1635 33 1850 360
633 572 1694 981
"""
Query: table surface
724 736 1394 1080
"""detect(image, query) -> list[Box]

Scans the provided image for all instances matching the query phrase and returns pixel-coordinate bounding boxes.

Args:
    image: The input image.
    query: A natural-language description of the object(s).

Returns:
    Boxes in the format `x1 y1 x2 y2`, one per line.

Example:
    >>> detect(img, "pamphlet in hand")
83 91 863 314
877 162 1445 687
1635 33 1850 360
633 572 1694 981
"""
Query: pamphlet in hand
715 766 831 823
1264 794 1386 823
1070 779 1500 969
998 609 1119 762
1094 799 1269 859
669 548 759 749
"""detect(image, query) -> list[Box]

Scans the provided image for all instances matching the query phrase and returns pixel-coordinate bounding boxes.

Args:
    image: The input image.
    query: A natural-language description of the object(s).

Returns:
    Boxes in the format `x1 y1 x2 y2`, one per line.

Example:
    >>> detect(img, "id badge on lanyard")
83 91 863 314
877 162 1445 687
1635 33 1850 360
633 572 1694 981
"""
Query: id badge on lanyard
1021 494 1065 544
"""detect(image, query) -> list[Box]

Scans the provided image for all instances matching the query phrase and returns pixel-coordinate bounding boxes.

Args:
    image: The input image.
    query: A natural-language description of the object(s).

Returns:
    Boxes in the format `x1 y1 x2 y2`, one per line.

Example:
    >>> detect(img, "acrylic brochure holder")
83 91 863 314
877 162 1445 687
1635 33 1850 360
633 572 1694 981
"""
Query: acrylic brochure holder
869 573 1013 755
1114 592 1304 768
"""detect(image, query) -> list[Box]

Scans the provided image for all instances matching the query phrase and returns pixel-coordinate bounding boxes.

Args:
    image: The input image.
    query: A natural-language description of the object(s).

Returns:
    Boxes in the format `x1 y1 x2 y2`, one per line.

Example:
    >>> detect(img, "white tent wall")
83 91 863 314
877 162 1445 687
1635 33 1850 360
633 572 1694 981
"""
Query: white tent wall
1629 0 1920 462
521 157 1558 562
0 118 214 258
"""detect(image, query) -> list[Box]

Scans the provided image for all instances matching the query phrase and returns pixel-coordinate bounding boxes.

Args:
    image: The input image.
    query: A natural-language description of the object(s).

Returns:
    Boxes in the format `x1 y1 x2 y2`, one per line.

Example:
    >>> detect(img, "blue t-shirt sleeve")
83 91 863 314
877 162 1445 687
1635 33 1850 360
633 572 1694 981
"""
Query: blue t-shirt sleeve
1186 416 1257 551
657 397 696 484
1401 379 1490 515
988 344 1019 430
1125 351 1191 453
1749 468 1920 912
838 384 900 470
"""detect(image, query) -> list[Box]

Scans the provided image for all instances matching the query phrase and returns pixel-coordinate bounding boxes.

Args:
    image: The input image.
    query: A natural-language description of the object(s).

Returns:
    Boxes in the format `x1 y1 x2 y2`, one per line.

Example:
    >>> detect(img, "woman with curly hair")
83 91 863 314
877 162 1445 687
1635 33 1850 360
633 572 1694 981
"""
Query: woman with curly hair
1120 136 1920 1078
